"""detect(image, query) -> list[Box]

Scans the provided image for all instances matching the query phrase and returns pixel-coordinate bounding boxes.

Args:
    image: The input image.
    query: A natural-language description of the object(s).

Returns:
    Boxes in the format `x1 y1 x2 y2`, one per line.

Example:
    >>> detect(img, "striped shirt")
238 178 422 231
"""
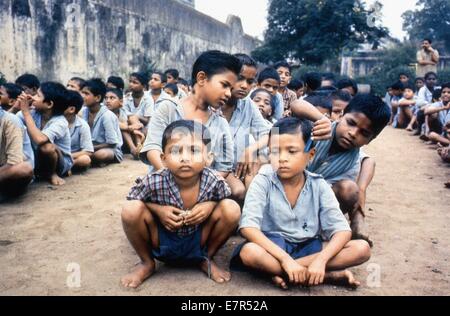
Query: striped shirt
127 167 231 237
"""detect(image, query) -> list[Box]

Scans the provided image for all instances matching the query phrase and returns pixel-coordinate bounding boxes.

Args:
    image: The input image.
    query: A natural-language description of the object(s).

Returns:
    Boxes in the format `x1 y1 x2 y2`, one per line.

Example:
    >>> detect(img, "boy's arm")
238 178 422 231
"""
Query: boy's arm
72 151 93 159
94 143 115 151
0 119 24 182
17 94 50 146
424 103 450 115
398 99 416 107
290 99 332 140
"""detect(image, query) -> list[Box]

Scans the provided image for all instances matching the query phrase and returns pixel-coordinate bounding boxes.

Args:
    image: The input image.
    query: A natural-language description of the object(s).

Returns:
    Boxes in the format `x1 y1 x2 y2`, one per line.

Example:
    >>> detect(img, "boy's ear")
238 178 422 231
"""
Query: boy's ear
308 148 316 161
196 71 207 87
45 100 54 110
95 95 102 103
160 152 167 167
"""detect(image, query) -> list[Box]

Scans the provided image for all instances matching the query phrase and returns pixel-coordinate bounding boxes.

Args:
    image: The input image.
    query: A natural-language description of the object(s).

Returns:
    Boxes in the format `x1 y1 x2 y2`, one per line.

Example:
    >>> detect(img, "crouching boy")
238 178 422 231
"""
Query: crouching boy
230 118 370 289
121 120 241 288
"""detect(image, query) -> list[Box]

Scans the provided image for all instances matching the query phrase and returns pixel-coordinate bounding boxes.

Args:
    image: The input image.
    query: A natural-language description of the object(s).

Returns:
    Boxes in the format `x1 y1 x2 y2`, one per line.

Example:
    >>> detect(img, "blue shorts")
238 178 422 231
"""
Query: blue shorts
151 222 208 264
230 232 323 271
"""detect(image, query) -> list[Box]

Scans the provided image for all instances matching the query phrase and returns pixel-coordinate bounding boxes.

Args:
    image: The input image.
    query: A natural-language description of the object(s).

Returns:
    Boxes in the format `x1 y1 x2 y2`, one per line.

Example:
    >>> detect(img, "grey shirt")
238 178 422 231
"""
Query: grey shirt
239 165 351 243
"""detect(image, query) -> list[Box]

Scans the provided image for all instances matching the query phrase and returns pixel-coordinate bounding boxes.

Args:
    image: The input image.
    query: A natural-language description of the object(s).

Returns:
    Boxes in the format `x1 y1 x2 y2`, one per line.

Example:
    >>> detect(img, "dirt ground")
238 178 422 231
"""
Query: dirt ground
1 127 449 296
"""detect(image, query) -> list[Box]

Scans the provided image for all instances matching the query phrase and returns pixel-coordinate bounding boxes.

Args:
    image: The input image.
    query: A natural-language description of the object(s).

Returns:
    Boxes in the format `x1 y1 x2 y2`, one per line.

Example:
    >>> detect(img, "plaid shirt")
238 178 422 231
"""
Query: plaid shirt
281 88 298 112
127 167 231 237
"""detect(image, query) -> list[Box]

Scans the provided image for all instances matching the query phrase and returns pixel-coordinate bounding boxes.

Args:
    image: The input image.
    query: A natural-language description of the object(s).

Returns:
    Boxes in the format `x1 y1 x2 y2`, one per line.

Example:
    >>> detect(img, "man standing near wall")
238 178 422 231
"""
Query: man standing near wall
416 39 440 77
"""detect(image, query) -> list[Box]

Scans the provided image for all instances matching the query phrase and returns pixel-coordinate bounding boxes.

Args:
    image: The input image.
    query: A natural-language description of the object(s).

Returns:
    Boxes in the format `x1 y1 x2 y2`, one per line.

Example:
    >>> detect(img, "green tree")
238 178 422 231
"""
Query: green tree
402 0 450 52
252 0 389 65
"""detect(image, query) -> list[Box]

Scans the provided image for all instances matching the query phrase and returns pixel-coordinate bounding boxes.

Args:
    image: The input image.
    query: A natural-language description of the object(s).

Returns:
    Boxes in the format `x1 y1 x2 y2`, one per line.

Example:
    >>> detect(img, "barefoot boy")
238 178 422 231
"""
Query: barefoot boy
231 117 370 289
122 120 240 288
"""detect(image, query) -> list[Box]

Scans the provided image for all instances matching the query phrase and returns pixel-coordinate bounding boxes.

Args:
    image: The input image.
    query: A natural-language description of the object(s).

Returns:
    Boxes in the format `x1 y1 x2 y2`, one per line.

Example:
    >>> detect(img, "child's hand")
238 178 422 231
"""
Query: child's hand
280 257 307 285
313 116 332 141
157 206 183 232
307 257 327 286
17 92 32 112
184 202 216 226
236 148 257 179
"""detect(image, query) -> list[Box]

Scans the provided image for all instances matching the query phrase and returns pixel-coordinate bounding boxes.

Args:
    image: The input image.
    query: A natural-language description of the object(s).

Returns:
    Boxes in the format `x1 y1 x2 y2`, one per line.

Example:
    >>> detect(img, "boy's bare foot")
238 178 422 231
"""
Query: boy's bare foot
419 134 429 141
200 259 231 283
49 174 65 186
324 270 360 288
350 211 373 247
121 261 155 289
272 276 289 290
406 126 413 132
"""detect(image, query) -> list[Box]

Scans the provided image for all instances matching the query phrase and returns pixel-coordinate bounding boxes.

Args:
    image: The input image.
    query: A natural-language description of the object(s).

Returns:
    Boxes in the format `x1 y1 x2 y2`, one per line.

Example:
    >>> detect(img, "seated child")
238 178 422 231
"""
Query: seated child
257 67 284 120
251 89 276 124
0 83 23 111
15 74 40 96
80 78 123 165
424 82 450 137
146 71 172 118
140 50 240 182
429 120 450 146
0 110 34 199
388 81 404 127
290 94 391 245
230 117 370 289
122 120 240 288
64 90 94 171
164 68 187 99
105 88 145 159
330 90 352 122
397 82 417 129
288 79 305 100
164 83 179 98
106 76 125 91
123 72 152 131
17 82 73 186
66 77 86 92
220 53 270 204
274 61 297 113
415 77 425 95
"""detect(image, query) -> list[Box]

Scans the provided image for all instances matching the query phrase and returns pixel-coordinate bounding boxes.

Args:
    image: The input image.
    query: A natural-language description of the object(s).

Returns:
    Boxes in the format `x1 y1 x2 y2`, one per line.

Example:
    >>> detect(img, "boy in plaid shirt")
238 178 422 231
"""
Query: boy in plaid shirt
121 120 241 289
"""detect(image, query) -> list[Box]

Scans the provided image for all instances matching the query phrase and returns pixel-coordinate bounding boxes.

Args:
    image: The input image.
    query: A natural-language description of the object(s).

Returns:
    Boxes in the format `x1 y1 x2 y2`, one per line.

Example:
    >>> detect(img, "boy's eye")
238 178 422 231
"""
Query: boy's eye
346 118 356 126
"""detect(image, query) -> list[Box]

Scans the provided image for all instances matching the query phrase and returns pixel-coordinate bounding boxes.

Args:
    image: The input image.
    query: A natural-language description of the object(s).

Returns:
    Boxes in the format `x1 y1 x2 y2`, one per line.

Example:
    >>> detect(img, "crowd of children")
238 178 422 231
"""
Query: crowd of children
2 48 446 291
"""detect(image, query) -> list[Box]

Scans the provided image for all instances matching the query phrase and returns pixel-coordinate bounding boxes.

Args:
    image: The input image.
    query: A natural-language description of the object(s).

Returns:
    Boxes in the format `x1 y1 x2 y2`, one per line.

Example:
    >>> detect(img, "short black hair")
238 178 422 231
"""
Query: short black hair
40 82 70 116
130 72 149 89
164 69 180 80
390 81 404 91
250 88 274 103
344 94 391 138
337 78 358 94
441 82 450 90
403 82 416 92
69 77 86 90
107 76 124 91
1 83 23 99
304 95 332 112
257 67 281 84
415 77 424 83
161 120 211 152
424 72 437 80
233 53 257 69
179 78 189 87
301 72 322 91
273 60 292 73
398 72 409 78
423 38 432 44
164 83 179 96
152 71 167 84
288 79 304 91
106 88 123 100
84 78 107 103
331 90 353 103
322 72 336 86
269 117 314 148
15 74 40 90
66 90 84 114
432 88 442 101
314 85 338 96
191 50 242 85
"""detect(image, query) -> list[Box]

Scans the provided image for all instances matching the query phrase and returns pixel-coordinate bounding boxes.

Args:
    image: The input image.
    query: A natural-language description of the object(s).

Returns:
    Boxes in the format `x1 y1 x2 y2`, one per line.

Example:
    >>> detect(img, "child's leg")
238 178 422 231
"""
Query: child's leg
0 162 33 197
225 174 246 205
121 130 137 156
72 154 92 171
429 132 450 146
92 148 116 165
120 201 159 288
200 199 241 283
332 180 360 215
406 114 417 131
38 142 66 185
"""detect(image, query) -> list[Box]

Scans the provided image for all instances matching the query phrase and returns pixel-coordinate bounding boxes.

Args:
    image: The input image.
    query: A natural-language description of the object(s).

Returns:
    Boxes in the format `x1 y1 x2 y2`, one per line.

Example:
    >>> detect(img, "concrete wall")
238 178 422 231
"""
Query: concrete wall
0 0 259 82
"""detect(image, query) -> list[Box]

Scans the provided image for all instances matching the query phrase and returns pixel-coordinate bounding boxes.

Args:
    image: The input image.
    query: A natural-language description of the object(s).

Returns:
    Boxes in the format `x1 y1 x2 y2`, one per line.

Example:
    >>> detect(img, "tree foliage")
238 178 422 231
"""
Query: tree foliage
252 0 389 65
402 0 450 53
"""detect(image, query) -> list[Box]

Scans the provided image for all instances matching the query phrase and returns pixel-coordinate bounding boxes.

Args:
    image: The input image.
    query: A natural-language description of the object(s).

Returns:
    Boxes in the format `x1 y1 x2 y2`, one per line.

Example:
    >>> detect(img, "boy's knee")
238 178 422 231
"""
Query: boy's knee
39 142 56 156
121 201 147 224
218 199 241 224
240 243 264 266
334 180 359 208
349 240 371 264
16 162 34 179
76 155 92 167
